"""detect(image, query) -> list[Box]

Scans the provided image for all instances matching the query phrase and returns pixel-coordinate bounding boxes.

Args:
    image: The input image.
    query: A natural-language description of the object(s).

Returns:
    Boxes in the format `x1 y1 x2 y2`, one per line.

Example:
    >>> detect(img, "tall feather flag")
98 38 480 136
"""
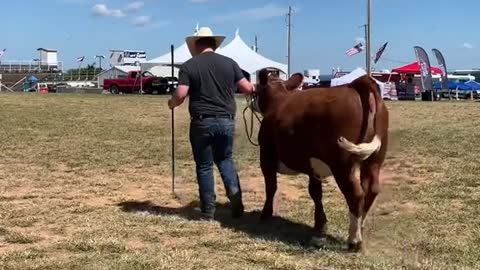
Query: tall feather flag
432 48 448 91
374 42 388 64
414 46 434 94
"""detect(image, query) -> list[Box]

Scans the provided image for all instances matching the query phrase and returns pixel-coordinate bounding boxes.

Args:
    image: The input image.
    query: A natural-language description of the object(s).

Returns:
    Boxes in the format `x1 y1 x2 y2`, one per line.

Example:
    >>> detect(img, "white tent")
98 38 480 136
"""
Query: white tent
141 42 193 70
142 29 288 82
217 30 288 82
330 67 368 87
149 65 179 78
141 27 199 70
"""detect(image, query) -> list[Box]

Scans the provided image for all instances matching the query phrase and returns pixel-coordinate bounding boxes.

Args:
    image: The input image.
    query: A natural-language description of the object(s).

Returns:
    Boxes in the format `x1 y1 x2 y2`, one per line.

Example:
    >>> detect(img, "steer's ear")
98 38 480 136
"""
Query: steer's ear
285 73 304 91
258 68 270 86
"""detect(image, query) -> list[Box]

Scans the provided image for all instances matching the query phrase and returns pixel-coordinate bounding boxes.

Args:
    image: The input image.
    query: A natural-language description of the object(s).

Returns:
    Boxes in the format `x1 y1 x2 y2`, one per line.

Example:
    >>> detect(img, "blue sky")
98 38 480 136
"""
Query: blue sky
2 0 480 73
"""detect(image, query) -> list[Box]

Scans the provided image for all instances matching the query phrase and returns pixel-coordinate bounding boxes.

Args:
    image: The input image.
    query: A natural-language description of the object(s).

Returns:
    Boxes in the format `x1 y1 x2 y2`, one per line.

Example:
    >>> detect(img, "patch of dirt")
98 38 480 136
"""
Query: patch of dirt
35 230 64 246
449 199 466 212
277 181 306 201
0 244 28 254
376 201 424 217
126 238 147 250
118 183 151 201
1 186 37 200
0 229 63 255
81 197 113 208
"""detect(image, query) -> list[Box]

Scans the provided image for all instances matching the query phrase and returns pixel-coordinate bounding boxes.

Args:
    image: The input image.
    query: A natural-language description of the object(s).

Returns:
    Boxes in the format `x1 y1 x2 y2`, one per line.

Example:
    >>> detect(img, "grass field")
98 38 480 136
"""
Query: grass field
0 92 479 270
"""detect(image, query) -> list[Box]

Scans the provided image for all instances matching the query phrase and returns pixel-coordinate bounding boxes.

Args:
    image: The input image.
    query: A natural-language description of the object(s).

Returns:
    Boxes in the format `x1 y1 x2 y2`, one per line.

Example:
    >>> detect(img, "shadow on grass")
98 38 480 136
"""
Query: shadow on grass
117 200 347 252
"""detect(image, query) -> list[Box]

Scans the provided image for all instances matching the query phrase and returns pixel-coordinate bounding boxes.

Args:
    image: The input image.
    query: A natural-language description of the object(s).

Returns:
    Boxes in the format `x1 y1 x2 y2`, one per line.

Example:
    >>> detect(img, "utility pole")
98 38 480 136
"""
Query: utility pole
366 0 372 76
363 24 368 72
287 6 292 78
255 35 258 52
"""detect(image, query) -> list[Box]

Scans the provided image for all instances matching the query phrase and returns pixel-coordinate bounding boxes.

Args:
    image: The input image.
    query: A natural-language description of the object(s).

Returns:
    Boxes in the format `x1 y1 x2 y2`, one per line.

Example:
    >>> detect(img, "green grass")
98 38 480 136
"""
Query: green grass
0 92 479 269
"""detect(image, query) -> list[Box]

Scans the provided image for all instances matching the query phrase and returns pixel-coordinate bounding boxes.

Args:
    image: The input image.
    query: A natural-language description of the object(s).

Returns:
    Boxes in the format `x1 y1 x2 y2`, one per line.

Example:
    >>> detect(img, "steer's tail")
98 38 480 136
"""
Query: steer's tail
338 75 383 160
338 135 381 161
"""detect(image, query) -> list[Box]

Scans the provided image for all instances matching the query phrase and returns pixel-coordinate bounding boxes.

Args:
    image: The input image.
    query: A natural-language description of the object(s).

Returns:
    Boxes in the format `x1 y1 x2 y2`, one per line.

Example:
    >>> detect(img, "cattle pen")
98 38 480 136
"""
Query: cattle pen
0 92 479 269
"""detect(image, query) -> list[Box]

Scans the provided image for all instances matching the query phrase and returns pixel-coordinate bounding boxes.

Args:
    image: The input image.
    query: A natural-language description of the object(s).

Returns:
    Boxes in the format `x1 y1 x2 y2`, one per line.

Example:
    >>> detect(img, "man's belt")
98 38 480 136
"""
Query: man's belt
191 114 235 120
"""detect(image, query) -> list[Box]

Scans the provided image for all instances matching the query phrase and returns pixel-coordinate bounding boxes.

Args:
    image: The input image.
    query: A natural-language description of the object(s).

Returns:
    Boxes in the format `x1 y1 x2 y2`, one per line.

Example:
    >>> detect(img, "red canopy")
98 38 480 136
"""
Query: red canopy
392 62 443 75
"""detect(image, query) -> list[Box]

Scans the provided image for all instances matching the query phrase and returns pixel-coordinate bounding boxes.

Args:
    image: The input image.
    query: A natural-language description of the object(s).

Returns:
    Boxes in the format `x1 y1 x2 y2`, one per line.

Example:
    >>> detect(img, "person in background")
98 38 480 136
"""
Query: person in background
168 27 255 220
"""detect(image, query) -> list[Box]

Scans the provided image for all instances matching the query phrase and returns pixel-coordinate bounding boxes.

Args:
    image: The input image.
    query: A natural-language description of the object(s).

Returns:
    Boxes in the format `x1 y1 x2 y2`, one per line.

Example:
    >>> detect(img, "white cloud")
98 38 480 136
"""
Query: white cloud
461 42 474 49
131 15 152 27
125 1 145 12
212 4 291 22
92 4 125 18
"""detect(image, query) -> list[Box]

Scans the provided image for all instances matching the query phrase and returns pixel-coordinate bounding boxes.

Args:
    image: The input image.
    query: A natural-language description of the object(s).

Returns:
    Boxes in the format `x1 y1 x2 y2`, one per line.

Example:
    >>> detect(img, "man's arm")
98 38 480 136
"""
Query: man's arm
168 84 189 109
168 65 189 109
233 61 255 95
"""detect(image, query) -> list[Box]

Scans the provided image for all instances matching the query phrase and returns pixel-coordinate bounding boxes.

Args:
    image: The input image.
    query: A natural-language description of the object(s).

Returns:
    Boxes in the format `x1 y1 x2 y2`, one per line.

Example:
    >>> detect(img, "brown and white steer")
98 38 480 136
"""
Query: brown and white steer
253 68 389 252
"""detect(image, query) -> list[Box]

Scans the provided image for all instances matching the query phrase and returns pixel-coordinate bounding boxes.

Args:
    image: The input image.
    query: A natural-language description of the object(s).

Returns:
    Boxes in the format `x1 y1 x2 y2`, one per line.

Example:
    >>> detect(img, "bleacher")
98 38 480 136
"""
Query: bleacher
0 60 62 74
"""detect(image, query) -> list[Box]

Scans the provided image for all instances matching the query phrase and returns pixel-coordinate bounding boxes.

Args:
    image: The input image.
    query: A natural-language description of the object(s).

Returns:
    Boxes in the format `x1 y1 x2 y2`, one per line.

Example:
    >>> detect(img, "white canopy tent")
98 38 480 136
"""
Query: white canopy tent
141 29 288 83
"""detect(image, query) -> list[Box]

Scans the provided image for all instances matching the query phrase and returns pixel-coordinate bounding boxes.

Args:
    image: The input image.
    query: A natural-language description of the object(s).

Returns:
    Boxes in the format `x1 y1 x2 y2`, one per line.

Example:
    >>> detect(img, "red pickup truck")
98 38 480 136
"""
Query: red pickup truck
103 71 171 94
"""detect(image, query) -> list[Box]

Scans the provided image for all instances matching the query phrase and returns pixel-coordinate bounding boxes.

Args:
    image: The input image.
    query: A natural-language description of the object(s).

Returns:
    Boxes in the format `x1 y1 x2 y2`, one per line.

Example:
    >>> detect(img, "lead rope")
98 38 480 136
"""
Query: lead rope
242 95 262 146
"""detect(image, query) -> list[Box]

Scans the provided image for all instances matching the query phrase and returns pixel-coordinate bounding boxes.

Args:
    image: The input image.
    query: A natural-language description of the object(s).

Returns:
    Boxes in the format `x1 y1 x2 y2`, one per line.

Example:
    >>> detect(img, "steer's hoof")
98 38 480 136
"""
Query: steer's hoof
259 209 273 220
309 236 328 249
348 242 363 253
259 212 270 221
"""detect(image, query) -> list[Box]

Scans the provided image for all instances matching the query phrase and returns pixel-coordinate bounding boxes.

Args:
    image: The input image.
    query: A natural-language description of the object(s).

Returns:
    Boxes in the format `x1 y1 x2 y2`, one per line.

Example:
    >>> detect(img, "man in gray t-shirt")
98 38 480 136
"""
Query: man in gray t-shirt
168 27 255 220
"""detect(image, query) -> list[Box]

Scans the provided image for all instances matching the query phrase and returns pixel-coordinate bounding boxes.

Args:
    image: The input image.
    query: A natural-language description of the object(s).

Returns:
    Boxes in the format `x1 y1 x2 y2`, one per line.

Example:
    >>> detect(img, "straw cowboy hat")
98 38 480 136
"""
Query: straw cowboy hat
186 27 226 57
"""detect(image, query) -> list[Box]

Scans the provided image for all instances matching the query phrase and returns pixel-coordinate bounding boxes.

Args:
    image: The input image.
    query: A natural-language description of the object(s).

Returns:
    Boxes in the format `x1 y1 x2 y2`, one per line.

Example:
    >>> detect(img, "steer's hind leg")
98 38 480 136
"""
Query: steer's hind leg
360 135 387 236
360 162 382 236
308 174 329 247
332 163 365 252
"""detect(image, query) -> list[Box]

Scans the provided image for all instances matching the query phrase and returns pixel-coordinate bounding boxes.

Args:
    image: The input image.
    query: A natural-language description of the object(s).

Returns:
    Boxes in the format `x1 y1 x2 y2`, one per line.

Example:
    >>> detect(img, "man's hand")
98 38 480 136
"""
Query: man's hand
237 78 255 95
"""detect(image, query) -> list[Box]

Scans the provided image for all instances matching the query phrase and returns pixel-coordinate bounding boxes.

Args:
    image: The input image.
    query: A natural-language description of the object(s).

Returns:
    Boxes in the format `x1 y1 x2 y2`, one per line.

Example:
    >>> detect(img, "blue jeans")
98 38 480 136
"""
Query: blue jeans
189 117 242 216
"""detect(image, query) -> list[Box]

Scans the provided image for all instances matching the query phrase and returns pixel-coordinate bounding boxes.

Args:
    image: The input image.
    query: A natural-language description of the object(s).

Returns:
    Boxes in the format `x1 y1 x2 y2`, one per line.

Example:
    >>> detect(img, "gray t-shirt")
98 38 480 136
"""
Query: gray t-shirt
178 52 245 117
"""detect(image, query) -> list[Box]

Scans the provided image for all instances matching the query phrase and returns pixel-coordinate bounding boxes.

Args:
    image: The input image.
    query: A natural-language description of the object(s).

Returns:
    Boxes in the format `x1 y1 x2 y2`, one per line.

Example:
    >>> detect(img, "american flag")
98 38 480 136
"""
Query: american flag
76 56 85 62
346 43 364 56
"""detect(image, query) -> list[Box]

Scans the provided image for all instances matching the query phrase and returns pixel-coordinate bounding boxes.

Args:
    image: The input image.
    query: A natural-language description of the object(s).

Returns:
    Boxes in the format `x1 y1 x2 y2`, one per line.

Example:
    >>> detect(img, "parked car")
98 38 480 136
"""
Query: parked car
103 71 170 95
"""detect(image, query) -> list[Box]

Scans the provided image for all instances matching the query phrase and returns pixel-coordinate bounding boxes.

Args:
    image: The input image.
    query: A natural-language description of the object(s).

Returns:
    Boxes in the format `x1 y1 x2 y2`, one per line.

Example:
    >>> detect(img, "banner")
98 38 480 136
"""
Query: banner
432 48 448 91
413 46 434 92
